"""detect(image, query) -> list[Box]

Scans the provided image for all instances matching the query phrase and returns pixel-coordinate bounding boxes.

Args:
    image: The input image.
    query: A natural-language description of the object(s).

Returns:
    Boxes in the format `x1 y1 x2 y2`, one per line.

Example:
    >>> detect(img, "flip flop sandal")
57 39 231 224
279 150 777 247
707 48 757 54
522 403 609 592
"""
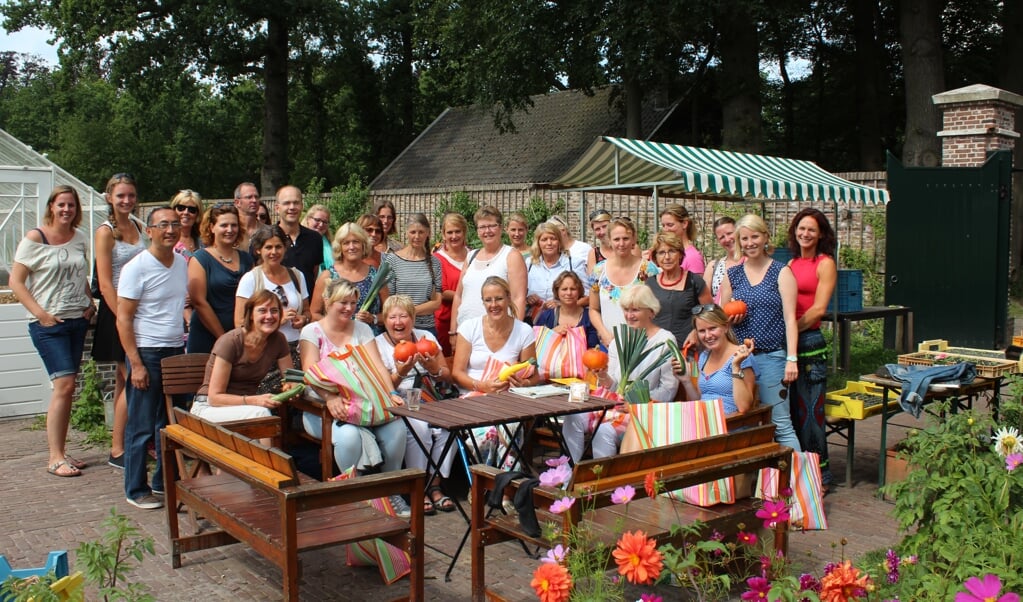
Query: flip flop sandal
48 460 81 478
427 486 456 513
65 455 87 470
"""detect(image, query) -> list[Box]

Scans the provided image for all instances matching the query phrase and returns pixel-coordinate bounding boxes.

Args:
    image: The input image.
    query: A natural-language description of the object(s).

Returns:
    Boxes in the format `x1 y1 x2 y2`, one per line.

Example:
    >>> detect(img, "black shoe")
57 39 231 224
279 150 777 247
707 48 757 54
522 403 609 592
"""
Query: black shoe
108 453 125 470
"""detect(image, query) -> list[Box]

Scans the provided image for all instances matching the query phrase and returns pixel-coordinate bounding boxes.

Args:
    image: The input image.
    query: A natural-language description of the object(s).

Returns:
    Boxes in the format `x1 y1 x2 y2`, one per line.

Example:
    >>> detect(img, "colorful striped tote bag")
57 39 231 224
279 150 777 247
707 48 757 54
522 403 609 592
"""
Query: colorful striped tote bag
305 344 397 426
755 451 828 530
532 325 587 379
624 398 736 507
332 468 413 584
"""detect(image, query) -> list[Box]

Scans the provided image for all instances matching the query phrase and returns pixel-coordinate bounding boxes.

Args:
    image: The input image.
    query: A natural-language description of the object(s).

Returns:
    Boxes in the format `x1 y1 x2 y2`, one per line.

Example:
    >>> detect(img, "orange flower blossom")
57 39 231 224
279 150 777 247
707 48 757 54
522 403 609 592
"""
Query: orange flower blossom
531 561 572 602
819 560 873 602
612 530 664 585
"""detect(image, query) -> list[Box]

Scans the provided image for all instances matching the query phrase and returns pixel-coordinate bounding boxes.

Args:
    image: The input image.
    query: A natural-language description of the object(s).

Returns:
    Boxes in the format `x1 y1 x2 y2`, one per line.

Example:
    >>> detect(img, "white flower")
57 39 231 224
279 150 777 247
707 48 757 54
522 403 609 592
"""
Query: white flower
991 426 1023 457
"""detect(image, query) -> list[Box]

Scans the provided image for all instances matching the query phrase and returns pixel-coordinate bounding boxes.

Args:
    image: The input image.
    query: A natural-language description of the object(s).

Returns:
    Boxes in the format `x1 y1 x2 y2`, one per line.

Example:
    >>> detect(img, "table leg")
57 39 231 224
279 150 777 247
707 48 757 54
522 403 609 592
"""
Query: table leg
878 386 892 493
845 419 855 488
840 319 852 372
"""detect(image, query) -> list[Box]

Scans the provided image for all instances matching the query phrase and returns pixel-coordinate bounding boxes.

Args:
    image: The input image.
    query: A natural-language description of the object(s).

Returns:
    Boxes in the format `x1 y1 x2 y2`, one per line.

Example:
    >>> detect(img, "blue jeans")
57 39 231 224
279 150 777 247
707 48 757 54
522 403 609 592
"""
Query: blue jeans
754 349 802 452
124 346 183 500
791 330 830 483
28 317 88 380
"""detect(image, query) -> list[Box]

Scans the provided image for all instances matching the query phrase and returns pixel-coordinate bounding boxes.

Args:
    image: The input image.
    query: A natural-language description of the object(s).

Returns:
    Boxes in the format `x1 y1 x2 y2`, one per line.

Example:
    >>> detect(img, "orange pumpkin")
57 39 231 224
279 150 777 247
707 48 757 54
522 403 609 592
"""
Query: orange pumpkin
723 299 748 317
582 347 609 371
415 338 439 357
394 341 417 362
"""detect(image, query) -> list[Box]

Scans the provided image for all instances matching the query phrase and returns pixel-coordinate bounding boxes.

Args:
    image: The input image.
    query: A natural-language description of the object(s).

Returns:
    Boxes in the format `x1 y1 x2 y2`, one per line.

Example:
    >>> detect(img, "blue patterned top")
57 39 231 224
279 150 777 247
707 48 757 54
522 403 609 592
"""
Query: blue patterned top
728 260 786 351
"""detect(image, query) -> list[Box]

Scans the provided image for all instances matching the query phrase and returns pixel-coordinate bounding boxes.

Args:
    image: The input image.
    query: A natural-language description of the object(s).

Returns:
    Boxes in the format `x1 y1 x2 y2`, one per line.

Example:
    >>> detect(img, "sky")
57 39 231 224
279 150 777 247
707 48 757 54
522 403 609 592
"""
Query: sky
1 25 59 64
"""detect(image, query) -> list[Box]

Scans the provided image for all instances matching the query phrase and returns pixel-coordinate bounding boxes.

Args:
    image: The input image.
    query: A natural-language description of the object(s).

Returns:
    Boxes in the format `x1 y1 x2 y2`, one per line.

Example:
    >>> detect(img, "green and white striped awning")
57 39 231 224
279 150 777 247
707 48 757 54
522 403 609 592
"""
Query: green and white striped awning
550 137 889 204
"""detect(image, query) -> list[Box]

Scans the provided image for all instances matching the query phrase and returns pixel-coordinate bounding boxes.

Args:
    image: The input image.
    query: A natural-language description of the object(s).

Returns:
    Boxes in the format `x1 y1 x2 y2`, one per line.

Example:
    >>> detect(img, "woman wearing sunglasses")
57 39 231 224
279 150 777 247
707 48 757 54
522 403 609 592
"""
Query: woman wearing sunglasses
680 305 756 415
357 214 386 269
719 214 801 452
170 190 204 261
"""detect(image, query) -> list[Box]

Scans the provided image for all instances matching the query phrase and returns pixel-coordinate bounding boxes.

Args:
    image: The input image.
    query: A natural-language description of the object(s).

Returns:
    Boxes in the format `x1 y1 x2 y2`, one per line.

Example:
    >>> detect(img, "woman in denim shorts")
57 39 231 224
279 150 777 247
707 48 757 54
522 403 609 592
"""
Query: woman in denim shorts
9 185 97 477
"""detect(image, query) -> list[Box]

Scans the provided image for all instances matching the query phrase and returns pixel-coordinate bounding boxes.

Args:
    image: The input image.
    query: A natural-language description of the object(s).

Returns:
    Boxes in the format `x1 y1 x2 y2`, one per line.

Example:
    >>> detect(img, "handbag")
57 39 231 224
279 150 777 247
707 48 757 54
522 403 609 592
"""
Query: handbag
332 467 412 584
756 451 828 530
622 398 735 507
412 366 459 403
532 324 587 379
305 344 397 426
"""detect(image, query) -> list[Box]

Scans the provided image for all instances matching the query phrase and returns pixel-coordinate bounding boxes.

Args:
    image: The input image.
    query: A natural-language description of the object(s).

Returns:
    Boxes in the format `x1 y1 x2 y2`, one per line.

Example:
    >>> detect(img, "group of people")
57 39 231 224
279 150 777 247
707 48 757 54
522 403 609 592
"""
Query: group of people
11 180 839 517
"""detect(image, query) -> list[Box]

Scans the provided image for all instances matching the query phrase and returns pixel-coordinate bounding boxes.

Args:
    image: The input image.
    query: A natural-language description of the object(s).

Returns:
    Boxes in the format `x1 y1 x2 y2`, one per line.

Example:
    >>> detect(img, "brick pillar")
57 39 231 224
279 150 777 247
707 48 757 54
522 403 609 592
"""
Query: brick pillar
933 84 1023 167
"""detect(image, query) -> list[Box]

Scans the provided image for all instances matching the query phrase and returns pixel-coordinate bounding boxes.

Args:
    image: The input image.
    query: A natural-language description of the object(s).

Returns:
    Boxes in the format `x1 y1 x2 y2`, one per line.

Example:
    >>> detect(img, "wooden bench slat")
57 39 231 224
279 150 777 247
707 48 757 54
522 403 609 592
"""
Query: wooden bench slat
165 425 298 489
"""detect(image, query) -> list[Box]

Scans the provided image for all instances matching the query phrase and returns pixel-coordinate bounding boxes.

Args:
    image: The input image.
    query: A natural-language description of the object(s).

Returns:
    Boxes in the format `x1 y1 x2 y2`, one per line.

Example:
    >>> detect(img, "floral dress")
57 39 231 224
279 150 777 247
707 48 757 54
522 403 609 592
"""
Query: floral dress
589 259 660 334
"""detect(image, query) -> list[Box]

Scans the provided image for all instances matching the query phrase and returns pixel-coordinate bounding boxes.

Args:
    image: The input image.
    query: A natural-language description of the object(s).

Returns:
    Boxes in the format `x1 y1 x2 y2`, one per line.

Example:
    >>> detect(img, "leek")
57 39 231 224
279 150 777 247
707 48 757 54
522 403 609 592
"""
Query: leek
612 324 672 401
358 262 392 312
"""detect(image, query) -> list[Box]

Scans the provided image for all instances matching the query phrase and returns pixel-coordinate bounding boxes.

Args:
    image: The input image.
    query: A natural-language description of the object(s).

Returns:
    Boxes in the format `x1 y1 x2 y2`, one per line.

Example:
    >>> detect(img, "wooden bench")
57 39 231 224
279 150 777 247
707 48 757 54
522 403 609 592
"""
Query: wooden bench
161 408 427 601
470 424 792 601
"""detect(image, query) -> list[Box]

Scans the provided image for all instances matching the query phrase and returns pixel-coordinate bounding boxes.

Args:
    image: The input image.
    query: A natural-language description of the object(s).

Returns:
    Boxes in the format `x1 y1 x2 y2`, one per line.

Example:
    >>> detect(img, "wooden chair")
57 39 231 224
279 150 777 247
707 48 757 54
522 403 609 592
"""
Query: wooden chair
161 353 210 532
285 392 335 481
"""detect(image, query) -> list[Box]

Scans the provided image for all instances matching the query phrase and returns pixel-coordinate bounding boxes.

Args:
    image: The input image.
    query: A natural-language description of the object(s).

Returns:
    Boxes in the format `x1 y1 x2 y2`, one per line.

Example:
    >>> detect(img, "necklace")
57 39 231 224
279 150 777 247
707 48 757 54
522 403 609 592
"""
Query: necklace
217 248 234 264
659 270 684 287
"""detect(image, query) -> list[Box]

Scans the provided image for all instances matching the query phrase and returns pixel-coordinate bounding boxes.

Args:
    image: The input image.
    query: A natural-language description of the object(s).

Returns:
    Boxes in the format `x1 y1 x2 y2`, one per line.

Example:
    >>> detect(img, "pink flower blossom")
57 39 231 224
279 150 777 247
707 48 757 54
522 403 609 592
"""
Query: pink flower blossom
539 464 572 487
541 544 569 564
736 531 758 547
639 594 663 602
955 574 1020 602
611 485 636 505
549 497 576 514
1007 453 1023 472
742 576 771 600
546 455 570 467
756 499 790 529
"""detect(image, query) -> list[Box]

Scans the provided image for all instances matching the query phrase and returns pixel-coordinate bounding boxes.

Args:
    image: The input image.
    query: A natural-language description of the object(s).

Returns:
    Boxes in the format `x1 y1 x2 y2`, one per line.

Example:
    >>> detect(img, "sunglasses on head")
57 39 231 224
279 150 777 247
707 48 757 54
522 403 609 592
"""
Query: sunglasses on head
588 209 612 222
691 304 718 316
111 172 135 181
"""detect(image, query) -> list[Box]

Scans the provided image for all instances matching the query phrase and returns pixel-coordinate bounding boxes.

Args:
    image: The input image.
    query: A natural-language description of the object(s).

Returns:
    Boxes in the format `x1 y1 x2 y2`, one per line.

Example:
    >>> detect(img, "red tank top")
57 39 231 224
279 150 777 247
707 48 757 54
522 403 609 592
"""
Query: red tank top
789 254 828 329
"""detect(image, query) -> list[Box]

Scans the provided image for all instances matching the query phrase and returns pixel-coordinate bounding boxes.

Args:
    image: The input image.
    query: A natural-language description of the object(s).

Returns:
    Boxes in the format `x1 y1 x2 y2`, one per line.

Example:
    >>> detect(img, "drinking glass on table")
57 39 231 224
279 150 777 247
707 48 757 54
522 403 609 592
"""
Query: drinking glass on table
405 388 422 411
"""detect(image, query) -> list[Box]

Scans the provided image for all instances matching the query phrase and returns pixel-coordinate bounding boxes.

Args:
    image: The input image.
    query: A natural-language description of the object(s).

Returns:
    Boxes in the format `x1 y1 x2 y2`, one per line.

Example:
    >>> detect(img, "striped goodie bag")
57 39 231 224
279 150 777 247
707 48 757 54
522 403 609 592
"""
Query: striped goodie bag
532 325 587 380
756 451 828 530
623 398 735 507
305 344 397 425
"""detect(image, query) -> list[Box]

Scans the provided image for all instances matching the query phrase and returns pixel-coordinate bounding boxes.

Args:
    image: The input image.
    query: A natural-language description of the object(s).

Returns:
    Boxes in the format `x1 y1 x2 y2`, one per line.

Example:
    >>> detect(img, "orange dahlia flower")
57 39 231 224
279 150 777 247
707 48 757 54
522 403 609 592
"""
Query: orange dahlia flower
531 561 572 602
819 560 872 602
612 530 664 585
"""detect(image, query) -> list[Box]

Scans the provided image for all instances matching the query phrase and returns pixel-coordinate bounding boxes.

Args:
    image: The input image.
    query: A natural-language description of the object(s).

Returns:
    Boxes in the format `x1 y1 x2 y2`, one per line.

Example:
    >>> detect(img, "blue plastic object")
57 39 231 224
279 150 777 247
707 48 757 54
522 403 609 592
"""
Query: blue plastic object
0 550 69 600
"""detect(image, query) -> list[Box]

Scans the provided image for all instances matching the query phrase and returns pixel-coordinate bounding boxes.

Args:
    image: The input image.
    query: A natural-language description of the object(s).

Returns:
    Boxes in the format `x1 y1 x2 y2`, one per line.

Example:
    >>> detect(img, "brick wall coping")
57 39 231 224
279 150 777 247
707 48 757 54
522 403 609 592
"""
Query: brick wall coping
938 128 1021 138
933 84 1023 107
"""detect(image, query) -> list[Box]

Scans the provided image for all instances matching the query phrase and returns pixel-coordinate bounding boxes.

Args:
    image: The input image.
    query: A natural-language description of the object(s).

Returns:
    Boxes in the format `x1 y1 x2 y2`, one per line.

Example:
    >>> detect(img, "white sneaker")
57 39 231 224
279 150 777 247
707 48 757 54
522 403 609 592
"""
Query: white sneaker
389 495 411 519
127 494 163 510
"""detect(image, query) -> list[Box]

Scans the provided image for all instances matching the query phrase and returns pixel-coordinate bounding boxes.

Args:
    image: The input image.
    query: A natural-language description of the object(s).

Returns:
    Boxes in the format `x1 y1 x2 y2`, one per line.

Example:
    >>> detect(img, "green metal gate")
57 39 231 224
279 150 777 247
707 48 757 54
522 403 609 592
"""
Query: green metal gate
885 150 1012 348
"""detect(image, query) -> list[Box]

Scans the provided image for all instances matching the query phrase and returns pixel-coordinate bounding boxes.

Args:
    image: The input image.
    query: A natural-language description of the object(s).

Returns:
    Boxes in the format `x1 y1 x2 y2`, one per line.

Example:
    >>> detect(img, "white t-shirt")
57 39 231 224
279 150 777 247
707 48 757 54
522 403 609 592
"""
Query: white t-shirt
13 229 91 320
457 245 512 326
375 329 441 391
456 317 535 390
236 267 308 343
567 239 593 274
117 251 187 348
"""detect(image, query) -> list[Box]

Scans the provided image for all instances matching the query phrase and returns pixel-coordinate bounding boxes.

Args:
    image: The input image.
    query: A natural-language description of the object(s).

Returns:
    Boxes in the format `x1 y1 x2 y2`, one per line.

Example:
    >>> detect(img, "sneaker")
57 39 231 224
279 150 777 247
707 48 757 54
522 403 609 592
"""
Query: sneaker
151 487 164 496
126 494 163 510
388 495 411 519
108 453 125 470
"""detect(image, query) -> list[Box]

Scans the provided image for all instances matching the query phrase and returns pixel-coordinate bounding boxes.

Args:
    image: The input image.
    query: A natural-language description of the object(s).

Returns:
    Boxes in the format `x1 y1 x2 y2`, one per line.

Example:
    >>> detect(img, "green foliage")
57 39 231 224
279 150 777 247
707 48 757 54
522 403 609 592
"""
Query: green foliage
311 174 371 233
71 359 111 447
882 391 1023 598
658 522 740 600
512 196 567 245
1 572 61 602
434 191 480 248
75 508 156 602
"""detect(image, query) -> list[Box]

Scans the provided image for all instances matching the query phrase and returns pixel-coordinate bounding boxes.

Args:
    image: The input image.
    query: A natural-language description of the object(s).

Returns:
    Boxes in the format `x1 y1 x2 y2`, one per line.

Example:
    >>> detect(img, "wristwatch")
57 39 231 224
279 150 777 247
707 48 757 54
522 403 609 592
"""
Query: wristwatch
786 355 798 362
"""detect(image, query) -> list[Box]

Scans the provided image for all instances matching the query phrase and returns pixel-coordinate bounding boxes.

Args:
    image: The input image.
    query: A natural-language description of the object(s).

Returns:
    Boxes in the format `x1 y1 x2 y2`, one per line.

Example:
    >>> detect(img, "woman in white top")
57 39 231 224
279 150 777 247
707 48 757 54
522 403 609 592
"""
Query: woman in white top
10 186 96 477
703 216 742 303
452 276 539 395
450 206 527 338
564 284 677 461
92 173 147 469
299 279 407 491
375 295 455 514
546 215 592 275
234 225 310 347
588 217 659 347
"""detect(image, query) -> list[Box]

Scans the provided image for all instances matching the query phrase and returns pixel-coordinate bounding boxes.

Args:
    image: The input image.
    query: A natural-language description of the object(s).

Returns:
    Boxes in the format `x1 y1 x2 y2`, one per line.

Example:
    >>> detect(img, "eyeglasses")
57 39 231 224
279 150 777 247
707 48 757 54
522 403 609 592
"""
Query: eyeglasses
691 304 718 316
149 221 182 231
482 296 506 304
174 205 199 215
654 249 680 257
308 217 329 226
274 285 289 308
477 223 500 231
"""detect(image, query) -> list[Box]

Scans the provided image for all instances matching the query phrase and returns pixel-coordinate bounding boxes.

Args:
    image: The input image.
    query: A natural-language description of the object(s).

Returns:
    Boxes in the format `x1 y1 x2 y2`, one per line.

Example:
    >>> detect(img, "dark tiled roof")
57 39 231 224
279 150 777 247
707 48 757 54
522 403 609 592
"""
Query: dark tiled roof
370 87 672 191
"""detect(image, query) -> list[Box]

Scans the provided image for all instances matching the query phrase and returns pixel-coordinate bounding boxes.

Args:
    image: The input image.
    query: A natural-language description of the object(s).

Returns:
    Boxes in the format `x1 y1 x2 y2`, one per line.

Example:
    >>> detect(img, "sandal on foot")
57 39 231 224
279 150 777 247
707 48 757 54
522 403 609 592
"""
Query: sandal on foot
423 498 437 516
427 486 456 512
64 455 87 470
48 460 81 477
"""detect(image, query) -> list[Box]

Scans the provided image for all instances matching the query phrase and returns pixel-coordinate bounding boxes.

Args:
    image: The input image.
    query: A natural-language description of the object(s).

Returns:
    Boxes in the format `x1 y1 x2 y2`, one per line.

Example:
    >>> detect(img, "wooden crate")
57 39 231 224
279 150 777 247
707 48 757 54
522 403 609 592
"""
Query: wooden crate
897 350 1018 378
825 380 887 420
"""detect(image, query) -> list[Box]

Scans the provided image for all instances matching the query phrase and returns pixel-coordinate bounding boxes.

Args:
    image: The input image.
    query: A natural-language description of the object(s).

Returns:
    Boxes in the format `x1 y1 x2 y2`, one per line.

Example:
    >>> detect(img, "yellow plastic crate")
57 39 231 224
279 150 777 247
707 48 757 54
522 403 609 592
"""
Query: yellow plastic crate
825 380 888 420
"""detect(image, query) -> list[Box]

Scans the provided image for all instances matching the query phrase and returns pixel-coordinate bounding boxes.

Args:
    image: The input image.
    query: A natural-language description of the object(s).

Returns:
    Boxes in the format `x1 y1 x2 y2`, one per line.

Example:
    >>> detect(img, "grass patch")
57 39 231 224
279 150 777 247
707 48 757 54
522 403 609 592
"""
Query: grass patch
824 322 899 391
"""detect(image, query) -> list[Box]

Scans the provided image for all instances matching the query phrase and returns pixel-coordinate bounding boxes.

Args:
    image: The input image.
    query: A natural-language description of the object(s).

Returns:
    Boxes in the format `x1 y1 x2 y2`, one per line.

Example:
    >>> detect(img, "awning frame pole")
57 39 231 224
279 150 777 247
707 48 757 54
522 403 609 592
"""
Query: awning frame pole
613 148 620 185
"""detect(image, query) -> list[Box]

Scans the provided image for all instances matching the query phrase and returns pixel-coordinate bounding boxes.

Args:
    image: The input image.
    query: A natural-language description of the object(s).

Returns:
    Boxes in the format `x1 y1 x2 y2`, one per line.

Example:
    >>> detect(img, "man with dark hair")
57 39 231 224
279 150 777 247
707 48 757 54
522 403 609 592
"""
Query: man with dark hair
116 206 187 510
275 185 323 293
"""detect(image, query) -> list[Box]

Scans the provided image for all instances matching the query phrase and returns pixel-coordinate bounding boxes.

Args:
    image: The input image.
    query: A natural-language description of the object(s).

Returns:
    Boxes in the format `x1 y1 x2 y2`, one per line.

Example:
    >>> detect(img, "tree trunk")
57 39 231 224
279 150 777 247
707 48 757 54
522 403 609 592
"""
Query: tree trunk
262 16 290 195
624 76 643 139
899 0 944 167
998 0 1023 286
852 0 884 170
717 2 762 153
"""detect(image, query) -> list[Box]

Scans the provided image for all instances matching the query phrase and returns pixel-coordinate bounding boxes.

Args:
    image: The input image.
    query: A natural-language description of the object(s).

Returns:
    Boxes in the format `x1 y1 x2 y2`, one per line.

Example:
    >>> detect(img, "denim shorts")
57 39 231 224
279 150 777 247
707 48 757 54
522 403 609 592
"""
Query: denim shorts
28 317 89 380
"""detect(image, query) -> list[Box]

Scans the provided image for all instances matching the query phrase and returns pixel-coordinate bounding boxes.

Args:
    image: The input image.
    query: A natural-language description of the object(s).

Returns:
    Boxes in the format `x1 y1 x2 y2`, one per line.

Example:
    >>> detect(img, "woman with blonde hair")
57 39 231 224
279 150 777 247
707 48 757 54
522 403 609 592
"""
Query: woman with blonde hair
703 216 741 303
719 214 801 452
170 189 204 260
10 186 96 476
506 212 531 262
310 222 388 327
678 305 756 414
92 173 147 469
589 217 659 347
434 212 471 356
526 221 586 321
659 204 704 274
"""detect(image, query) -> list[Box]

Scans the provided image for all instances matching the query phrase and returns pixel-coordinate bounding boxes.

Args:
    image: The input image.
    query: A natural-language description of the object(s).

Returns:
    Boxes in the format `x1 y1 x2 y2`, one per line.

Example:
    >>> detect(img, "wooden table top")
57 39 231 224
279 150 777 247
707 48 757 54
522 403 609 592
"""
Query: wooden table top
387 391 618 431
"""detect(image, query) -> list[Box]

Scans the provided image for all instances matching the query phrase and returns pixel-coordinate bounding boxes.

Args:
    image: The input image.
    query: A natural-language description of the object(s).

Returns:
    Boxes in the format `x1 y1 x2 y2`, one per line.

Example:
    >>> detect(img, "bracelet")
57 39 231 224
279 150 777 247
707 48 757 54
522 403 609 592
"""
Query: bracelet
373 314 378 325
428 369 443 378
